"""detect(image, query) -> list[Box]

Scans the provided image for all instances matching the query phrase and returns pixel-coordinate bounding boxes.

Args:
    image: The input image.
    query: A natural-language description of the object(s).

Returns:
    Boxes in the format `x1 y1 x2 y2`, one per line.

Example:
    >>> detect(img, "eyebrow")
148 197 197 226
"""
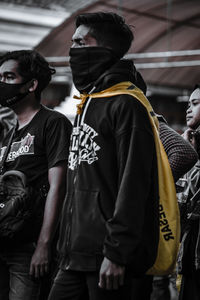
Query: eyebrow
0 71 16 76
187 98 200 106
4 71 16 76
191 98 200 102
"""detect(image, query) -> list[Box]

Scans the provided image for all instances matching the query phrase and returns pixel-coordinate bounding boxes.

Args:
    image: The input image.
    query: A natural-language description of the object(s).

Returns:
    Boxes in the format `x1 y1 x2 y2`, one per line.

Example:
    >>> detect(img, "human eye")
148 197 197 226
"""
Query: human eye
192 100 200 106
5 73 16 82
7 74 15 80
72 38 85 47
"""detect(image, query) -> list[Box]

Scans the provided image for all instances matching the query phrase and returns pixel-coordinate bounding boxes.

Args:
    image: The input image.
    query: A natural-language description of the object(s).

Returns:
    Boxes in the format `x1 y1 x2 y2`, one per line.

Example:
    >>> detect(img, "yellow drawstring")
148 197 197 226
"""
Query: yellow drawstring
73 94 90 115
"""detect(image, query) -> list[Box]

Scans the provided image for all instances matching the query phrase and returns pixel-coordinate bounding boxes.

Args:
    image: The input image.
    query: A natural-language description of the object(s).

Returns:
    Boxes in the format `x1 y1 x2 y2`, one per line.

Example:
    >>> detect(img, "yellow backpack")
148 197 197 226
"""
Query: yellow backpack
76 81 180 275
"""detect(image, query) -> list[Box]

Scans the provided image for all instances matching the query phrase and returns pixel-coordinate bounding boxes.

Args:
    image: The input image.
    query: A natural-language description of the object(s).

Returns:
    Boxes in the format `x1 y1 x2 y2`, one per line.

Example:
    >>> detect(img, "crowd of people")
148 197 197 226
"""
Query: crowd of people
0 11 199 300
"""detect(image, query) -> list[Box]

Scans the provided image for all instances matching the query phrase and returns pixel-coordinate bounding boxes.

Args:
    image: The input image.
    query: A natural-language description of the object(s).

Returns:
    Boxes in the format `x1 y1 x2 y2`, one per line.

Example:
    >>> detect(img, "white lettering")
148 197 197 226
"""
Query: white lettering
68 123 100 170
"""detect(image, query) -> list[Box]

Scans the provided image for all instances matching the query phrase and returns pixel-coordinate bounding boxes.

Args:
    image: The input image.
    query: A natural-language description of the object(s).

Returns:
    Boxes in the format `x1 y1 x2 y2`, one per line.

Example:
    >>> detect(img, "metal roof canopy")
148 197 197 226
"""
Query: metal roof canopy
35 0 200 91
0 0 98 52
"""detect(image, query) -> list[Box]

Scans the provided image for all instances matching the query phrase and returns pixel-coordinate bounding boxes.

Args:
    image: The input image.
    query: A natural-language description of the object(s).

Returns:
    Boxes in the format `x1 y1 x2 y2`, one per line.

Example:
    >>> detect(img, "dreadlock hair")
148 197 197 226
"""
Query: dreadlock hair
0 50 55 101
76 12 134 59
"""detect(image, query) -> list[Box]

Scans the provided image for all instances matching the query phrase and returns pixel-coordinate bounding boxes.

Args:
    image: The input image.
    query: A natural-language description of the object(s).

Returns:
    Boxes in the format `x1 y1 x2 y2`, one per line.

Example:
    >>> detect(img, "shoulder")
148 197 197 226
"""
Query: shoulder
111 93 146 109
108 93 149 122
106 94 152 135
40 105 72 127
40 105 68 120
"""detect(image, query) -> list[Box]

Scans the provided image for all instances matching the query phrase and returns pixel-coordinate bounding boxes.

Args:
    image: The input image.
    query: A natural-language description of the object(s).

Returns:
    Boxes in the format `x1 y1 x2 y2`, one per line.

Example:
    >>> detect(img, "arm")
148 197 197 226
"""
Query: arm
99 98 158 289
159 120 198 182
99 129 156 289
29 161 67 278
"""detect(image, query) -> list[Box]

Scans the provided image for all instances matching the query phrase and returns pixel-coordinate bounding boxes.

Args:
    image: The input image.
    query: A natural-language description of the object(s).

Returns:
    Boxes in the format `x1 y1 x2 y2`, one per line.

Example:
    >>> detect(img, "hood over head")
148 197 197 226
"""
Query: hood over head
93 59 147 95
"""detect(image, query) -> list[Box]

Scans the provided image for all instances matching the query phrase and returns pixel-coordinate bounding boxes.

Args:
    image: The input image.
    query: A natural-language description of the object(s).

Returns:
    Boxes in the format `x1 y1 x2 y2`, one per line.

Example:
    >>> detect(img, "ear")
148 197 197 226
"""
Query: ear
28 79 38 92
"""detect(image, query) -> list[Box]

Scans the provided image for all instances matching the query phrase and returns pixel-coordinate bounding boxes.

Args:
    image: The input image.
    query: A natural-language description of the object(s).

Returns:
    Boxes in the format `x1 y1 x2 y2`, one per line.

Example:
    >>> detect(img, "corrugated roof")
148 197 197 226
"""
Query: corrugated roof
0 0 99 52
0 0 98 11
35 0 200 90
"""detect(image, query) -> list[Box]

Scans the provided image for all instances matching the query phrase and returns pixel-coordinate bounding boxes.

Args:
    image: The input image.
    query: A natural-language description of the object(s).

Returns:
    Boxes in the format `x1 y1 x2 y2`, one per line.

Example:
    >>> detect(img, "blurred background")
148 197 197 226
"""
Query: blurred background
0 0 199 130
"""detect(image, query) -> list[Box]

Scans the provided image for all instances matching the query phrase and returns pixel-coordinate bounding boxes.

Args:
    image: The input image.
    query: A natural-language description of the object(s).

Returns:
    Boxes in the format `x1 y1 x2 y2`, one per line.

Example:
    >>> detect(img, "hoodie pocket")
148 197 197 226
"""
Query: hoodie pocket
70 189 106 254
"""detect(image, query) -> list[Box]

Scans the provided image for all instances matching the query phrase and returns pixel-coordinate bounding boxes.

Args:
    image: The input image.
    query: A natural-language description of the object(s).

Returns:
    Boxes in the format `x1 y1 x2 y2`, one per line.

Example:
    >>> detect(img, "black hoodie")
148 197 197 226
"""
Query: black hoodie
58 59 159 275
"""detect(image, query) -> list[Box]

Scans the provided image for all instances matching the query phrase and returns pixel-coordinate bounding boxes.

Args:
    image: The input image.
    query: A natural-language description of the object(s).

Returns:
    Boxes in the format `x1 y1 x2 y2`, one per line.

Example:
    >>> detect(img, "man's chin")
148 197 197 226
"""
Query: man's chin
186 120 194 129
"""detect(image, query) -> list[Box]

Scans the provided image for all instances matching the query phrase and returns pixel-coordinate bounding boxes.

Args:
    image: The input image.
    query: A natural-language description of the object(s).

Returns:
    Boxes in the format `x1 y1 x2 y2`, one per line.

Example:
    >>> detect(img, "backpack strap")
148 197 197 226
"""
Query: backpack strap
2 170 27 187
0 125 17 175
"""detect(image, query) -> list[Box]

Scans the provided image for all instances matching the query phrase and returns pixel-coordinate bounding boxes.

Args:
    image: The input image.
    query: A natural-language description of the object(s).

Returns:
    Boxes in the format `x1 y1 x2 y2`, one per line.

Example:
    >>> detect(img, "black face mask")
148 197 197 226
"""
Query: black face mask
0 81 30 107
69 47 118 93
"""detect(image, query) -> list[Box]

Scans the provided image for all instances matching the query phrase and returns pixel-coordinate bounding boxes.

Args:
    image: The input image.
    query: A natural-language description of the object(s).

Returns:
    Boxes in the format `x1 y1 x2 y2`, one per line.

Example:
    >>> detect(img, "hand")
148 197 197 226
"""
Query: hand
98 257 125 290
182 128 197 149
29 242 50 278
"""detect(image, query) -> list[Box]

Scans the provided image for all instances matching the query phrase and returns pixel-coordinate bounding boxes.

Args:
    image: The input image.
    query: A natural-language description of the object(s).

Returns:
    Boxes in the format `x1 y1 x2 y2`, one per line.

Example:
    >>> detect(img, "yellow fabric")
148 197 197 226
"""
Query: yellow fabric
75 81 180 275
74 94 89 115
176 273 182 292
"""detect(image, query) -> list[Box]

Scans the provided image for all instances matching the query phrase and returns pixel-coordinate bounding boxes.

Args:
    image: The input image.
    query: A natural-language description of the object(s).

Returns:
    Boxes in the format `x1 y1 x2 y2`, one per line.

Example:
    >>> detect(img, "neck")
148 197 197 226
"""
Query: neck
17 106 41 129
12 96 41 129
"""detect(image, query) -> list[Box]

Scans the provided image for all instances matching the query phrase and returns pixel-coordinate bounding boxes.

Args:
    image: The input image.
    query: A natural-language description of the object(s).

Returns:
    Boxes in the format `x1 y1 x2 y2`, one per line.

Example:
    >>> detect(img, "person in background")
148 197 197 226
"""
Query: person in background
48 11 160 300
0 50 72 300
177 84 200 300
150 114 198 300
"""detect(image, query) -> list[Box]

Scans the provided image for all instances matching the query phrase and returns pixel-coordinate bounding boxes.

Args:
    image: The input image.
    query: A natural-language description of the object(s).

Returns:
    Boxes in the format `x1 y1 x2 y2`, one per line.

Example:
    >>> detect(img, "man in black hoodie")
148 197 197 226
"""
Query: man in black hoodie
48 12 159 300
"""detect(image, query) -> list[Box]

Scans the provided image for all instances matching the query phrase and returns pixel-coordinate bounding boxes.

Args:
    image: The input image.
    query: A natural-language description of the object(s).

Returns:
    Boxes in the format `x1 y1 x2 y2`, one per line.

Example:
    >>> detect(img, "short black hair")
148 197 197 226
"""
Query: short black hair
193 84 200 91
0 50 55 101
76 12 134 58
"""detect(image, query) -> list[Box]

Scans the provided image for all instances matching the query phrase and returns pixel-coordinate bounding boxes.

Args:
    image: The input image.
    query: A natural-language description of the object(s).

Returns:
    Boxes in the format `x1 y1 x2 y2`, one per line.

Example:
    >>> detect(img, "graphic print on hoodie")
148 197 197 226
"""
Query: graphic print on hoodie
68 122 101 171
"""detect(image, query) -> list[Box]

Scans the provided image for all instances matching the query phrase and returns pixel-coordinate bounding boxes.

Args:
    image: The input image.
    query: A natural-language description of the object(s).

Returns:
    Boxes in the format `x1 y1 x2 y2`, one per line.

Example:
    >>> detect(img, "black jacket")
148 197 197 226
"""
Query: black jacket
58 60 159 275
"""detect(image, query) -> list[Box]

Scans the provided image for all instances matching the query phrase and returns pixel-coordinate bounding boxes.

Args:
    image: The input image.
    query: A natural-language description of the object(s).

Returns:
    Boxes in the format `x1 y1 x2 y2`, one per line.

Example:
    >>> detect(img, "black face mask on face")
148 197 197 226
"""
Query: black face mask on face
69 47 118 93
0 81 30 107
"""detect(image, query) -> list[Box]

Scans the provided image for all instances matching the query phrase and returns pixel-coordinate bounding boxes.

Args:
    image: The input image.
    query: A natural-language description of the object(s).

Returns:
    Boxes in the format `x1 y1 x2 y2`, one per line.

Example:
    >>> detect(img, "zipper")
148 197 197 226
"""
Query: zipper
66 190 74 248
65 87 96 257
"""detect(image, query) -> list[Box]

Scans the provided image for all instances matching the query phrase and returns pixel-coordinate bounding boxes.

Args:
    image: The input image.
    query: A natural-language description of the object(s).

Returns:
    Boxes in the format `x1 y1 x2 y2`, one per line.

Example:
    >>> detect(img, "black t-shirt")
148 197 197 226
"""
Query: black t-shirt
0 105 72 186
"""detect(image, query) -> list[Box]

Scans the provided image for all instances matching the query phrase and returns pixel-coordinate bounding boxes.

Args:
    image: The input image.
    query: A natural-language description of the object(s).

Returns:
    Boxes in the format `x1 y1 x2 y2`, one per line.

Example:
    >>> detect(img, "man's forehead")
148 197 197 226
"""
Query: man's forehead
0 59 18 72
73 24 90 39
189 88 200 101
